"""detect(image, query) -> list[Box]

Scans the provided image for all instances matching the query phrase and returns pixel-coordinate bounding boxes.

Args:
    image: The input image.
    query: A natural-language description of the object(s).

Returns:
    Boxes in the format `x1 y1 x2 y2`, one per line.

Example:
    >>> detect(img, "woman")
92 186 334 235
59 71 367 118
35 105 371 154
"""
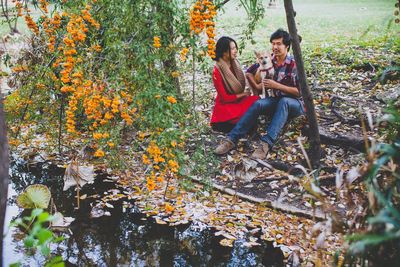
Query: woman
210 36 259 133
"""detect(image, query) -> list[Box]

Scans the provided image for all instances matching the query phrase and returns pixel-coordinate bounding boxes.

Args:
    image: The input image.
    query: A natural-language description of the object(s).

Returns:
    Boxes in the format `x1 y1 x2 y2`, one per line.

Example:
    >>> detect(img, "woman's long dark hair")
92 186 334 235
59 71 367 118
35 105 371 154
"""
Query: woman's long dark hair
213 36 238 61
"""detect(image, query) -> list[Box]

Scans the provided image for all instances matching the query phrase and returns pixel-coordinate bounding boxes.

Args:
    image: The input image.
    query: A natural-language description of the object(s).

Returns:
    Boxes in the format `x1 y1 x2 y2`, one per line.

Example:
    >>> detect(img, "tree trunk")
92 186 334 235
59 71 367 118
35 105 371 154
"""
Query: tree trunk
0 91 9 267
284 0 321 168
155 3 182 98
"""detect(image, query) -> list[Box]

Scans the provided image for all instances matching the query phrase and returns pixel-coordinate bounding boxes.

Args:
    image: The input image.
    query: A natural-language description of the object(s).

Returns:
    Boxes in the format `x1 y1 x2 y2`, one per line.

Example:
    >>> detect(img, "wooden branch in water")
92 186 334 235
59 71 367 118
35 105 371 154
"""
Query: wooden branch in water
189 176 326 220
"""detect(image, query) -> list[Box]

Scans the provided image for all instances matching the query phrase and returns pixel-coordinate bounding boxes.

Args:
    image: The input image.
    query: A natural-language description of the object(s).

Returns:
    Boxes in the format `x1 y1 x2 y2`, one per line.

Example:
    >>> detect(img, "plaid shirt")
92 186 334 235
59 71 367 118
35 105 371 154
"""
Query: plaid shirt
246 54 300 98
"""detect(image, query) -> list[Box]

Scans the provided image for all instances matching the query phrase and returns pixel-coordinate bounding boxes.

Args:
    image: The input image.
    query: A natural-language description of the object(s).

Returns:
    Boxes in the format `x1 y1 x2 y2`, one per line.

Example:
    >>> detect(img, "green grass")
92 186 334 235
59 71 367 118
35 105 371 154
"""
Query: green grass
217 0 398 60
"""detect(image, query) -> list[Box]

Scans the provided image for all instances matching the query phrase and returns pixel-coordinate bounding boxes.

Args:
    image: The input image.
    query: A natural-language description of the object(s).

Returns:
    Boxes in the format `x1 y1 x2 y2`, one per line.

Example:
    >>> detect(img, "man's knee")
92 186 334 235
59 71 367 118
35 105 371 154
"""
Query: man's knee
278 97 300 108
278 97 303 117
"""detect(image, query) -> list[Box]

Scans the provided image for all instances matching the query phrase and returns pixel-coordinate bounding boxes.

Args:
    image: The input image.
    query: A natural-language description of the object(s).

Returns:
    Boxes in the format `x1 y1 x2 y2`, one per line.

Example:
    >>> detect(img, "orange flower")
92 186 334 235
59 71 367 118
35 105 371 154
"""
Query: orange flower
168 159 179 173
142 154 151 165
189 1 217 59
165 202 175 213
94 149 105 157
146 177 156 192
171 71 180 78
180 47 189 61
167 96 177 104
107 141 115 148
153 36 161 48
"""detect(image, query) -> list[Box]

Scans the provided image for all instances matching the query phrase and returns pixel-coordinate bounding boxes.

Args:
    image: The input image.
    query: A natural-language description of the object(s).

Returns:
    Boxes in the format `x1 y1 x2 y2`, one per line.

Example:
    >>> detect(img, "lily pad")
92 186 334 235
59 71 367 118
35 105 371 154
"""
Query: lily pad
16 184 51 209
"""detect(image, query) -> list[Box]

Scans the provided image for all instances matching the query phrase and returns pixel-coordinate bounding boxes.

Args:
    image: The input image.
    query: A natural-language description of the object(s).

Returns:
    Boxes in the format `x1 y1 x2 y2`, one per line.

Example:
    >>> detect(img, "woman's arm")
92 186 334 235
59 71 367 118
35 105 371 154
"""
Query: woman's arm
213 68 248 103
245 72 263 92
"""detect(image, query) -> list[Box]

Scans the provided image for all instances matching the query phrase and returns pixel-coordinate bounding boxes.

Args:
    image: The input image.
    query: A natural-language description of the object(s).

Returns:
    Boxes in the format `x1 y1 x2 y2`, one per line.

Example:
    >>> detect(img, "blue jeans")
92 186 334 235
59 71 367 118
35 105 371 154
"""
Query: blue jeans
228 97 304 146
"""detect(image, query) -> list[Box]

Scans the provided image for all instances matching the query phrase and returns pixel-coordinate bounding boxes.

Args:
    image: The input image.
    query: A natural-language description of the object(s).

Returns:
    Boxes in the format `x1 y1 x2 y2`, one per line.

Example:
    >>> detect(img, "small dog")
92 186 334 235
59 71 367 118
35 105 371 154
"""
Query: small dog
253 51 275 98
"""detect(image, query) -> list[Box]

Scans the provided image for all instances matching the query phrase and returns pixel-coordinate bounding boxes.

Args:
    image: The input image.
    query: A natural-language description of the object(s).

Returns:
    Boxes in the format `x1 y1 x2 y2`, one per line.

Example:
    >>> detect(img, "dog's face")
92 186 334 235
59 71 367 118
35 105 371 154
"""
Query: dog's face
254 50 273 69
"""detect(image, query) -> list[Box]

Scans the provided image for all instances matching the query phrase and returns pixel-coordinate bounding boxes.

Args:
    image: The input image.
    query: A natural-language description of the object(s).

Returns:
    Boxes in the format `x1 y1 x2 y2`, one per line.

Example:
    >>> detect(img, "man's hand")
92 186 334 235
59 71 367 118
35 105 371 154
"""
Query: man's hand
263 79 300 97
263 79 281 90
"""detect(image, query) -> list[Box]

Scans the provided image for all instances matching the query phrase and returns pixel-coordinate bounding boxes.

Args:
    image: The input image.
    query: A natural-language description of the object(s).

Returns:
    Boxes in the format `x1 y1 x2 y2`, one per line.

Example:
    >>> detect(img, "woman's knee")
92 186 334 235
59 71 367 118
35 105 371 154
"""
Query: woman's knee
254 99 271 110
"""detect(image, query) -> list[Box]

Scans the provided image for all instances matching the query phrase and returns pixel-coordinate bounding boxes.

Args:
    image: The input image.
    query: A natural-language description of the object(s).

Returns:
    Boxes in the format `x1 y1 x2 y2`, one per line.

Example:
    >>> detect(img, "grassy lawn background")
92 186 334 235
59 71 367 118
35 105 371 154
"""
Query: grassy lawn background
217 0 397 60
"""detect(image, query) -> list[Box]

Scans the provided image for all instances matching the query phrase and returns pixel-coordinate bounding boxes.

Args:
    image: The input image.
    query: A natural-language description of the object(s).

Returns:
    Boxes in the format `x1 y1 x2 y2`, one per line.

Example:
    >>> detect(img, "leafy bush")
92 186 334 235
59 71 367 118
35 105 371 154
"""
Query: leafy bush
10 208 64 267
342 105 400 266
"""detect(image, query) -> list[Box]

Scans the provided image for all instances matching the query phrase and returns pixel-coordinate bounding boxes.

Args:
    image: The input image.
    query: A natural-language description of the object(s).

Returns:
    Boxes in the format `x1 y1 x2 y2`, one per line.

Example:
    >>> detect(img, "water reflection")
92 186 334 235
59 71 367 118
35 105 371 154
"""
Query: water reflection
4 159 284 266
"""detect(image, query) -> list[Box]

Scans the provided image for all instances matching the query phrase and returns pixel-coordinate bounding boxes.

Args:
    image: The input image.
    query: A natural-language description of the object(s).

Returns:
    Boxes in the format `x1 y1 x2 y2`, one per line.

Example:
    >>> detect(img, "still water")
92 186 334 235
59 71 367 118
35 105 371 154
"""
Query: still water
3 159 284 266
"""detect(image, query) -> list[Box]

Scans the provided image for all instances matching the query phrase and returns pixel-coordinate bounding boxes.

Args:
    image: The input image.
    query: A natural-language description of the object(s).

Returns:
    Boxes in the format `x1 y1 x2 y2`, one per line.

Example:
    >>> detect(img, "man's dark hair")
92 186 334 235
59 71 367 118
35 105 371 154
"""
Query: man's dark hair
214 36 238 61
270 28 292 51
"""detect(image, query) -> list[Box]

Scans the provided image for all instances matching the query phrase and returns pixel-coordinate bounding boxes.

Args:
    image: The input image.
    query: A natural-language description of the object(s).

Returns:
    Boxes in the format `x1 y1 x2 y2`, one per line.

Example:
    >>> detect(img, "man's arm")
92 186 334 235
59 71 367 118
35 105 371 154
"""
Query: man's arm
263 79 300 97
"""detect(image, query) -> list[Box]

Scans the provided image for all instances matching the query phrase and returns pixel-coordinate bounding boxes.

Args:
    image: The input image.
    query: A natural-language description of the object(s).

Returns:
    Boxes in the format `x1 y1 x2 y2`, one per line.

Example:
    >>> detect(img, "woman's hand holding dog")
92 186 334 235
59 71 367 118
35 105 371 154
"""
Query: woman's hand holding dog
236 90 251 99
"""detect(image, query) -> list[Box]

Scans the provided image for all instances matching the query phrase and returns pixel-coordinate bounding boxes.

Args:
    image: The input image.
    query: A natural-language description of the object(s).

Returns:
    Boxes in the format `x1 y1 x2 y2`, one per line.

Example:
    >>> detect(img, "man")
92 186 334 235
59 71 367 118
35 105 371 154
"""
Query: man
214 28 304 159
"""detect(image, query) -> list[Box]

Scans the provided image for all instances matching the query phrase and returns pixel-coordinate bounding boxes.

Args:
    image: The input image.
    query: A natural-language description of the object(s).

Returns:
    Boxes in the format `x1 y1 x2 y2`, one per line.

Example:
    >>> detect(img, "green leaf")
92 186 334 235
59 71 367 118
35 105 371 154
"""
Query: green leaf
32 208 44 218
45 256 65 267
24 236 35 248
348 233 399 254
37 228 53 244
37 212 50 223
16 184 51 209
53 236 65 243
40 244 51 257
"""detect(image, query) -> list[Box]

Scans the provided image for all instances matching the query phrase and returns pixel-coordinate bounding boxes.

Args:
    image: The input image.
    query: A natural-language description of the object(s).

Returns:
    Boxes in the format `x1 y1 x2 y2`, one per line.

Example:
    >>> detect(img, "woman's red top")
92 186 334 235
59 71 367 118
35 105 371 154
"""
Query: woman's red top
210 66 259 124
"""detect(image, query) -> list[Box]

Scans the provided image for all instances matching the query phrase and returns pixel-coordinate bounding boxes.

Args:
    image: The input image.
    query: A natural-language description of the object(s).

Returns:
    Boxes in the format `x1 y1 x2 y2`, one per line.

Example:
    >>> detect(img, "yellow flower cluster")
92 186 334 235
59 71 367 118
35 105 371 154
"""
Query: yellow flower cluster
153 36 161 48
165 202 175 213
24 12 39 35
41 12 62 52
146 176 156 192
180 47 189 62
15 1 23 17
39 0 49 13
189 0 217 58
94 149 105 157
81 4 100 29
147 141 165 164
171 71 180 78
16 0 136 158
142 140 181 192
12 65 28 72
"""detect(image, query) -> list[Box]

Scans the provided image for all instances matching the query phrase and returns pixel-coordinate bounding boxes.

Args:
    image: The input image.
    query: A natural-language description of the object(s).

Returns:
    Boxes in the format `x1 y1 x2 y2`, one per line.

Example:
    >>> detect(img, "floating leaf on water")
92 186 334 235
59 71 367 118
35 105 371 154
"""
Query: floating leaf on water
63 160 95 191
219 238 234 247
155 218 167 225
90 203 105 218
16 184 51 209
105 202 114 209
51 212 75 230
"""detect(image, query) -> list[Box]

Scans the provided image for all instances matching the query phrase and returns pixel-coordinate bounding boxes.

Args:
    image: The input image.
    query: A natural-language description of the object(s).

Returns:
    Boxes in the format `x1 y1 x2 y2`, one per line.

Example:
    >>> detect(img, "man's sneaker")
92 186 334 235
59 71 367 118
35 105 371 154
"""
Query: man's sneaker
251 142 270 160
214 139 235 155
